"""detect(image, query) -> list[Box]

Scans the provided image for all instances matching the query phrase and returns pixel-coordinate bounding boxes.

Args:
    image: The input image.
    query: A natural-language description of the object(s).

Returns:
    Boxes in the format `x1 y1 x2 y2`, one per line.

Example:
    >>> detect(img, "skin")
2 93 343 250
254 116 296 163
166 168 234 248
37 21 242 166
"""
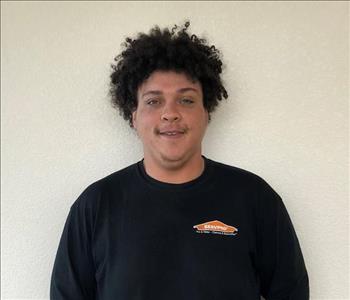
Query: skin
132 70 209 184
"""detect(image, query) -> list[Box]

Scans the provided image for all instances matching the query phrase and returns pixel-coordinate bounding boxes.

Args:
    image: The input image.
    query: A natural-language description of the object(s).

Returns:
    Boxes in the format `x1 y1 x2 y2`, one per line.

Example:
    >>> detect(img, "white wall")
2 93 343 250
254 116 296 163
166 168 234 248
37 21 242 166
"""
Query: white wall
1 1 348 299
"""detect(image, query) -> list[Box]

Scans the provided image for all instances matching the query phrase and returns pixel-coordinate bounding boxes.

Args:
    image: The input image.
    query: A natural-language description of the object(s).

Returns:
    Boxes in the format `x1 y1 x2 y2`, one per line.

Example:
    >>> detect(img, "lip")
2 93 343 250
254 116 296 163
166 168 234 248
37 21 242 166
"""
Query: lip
158 127 186 134
159 131 185 139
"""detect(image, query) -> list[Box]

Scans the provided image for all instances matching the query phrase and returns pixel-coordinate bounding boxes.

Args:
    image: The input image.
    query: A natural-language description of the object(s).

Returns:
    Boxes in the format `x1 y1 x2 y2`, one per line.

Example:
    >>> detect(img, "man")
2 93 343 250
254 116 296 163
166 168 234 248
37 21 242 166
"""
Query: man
50 22 309 299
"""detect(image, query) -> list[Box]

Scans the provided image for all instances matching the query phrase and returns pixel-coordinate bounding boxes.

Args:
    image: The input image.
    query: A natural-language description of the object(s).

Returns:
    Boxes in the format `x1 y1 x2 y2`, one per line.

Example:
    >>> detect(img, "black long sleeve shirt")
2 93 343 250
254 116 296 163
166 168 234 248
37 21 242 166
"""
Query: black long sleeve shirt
51 157 309 299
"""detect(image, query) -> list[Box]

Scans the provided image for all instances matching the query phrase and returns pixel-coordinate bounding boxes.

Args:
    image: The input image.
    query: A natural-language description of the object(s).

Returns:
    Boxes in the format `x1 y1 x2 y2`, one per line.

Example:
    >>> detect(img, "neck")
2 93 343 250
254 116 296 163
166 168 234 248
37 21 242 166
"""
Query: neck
143 154 205 184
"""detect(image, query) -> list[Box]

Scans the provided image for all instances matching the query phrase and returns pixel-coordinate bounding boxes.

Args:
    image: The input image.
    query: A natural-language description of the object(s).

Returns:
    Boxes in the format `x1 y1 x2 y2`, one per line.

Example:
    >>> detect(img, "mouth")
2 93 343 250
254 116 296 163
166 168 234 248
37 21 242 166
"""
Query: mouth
157 129 186 139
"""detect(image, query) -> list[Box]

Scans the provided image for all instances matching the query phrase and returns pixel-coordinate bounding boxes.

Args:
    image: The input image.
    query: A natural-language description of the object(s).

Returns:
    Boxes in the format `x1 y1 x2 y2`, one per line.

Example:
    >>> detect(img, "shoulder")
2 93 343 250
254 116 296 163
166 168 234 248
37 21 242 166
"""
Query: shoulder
208 158 266 186
207 159 287 222
207 157 281 201
71 162 137 211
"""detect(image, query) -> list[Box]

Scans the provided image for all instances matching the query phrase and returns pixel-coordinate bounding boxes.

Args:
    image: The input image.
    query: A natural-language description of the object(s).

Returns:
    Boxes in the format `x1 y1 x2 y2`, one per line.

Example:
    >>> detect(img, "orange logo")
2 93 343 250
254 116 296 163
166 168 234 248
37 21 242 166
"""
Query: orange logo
193 220 238 236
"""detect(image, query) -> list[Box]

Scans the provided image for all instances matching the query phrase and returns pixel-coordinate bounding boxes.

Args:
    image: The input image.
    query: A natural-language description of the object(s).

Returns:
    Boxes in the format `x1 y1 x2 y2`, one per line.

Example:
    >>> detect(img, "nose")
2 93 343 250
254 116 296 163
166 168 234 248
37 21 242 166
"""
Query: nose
161 102 182 122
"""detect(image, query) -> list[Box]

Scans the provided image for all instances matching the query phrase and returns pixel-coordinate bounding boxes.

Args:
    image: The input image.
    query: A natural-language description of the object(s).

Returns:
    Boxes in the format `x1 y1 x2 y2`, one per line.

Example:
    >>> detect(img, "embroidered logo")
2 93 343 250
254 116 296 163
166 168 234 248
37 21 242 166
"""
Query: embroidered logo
193 220 238 236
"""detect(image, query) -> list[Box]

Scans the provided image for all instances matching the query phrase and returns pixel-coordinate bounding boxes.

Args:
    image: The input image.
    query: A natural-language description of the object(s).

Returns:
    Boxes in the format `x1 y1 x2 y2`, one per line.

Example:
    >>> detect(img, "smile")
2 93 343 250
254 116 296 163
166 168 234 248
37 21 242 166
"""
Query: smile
159 131 185 138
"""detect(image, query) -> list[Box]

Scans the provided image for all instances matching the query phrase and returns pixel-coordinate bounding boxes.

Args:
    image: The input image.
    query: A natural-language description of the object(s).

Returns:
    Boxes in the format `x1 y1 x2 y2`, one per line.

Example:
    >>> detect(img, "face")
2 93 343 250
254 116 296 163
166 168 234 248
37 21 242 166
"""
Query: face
132 70 209 170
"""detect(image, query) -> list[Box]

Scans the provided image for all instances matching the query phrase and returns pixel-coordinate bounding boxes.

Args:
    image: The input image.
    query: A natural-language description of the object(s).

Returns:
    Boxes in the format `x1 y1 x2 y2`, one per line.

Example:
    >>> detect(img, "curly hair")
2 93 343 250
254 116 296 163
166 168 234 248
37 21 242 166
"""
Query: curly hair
110 21 228 127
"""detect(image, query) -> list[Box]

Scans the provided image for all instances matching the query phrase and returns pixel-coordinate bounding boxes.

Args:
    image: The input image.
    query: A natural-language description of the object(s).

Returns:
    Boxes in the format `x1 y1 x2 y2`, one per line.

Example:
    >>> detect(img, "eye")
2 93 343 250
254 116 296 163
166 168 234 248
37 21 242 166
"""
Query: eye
146 99 160 106
180 98 195 105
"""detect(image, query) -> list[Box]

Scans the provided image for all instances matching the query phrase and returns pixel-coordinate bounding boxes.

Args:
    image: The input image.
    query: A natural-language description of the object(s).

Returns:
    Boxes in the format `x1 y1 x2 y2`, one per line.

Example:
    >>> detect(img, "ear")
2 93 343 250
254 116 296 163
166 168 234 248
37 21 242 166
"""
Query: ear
205 110 210 124
132 110 137 129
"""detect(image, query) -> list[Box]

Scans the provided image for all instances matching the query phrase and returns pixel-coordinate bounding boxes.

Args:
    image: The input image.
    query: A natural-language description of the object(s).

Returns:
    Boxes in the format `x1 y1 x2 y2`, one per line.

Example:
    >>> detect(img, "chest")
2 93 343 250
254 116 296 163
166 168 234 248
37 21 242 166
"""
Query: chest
92 188 259 299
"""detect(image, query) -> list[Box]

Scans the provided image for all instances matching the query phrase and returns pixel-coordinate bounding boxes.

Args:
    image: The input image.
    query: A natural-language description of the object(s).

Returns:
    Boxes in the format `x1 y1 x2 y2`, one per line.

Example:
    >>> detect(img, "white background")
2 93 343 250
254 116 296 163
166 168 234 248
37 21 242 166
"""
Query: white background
1 1 349 299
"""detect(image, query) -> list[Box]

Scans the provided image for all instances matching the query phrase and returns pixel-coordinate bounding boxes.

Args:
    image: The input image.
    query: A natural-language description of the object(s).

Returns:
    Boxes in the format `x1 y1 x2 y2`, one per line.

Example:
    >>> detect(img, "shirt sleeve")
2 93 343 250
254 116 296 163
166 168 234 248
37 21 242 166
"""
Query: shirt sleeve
50 186 97 300
256 179 309 300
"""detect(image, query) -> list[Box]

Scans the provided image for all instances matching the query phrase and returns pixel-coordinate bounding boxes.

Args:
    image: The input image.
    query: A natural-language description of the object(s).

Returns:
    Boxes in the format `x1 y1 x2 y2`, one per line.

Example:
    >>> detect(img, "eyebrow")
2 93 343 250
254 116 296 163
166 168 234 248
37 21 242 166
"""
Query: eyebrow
141 87 199 98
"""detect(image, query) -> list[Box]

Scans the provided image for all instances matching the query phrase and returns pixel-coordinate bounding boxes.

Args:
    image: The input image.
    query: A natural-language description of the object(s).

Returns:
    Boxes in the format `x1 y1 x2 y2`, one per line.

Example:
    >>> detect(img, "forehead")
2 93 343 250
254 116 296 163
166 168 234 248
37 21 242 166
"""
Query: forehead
138 70 202 95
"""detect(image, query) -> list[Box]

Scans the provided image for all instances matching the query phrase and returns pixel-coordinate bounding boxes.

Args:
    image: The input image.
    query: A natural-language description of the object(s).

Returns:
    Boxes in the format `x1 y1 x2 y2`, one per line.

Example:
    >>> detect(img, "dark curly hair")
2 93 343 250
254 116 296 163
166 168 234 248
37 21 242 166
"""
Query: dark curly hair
110 21 228 127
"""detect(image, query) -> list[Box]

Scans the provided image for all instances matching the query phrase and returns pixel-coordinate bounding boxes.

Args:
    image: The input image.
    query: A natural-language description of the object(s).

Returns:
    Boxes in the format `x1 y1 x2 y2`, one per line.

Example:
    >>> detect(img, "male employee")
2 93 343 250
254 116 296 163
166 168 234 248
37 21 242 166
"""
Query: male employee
50 22 309 300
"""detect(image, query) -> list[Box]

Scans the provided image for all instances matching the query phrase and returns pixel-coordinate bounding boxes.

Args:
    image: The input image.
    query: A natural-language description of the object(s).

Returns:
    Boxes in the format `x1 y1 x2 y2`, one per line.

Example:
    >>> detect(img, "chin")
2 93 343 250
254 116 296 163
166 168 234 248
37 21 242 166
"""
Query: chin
159 150 197 166
160 153 186 163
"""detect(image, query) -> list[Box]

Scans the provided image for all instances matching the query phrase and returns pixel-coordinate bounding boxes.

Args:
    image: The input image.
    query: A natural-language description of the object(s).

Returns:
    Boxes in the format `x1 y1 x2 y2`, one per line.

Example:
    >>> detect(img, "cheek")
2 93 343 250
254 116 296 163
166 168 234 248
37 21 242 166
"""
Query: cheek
133 109 151 127
139 114 156 129
134 113 158 137
188 112 208 129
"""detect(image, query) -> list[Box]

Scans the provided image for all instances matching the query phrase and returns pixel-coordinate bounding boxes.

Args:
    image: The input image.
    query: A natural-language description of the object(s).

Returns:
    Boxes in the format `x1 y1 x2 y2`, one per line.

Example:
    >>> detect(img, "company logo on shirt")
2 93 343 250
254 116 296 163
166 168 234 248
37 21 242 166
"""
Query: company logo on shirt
193 220 238 236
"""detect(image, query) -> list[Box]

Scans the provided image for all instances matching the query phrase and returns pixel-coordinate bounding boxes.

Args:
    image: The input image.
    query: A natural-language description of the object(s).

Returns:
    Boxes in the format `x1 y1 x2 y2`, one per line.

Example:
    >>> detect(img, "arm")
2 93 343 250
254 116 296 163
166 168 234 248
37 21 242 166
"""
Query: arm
50 188 97 300
256 180 309 300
